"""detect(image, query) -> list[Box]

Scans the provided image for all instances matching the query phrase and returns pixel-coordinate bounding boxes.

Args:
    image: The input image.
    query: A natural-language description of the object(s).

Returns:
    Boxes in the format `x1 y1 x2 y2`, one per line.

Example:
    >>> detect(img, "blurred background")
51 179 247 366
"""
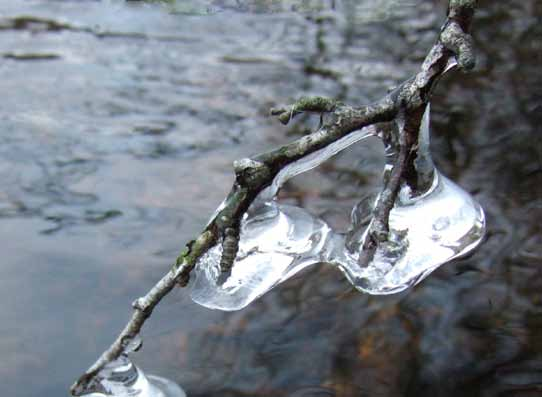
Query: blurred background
0 0 540 396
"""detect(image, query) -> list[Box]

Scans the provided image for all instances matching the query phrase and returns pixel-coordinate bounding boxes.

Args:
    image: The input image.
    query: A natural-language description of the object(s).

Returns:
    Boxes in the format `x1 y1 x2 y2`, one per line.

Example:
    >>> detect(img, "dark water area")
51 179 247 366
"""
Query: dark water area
0 0 540 396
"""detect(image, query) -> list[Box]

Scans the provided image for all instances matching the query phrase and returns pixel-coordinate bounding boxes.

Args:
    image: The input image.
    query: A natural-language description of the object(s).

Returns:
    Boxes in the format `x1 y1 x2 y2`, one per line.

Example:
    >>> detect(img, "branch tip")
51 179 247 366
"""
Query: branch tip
219 227 240 281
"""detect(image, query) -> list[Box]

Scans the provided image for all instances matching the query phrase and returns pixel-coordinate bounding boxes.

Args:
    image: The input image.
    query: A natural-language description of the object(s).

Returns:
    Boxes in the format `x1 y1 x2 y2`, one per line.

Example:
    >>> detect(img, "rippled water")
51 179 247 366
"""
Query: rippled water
0 0 540 396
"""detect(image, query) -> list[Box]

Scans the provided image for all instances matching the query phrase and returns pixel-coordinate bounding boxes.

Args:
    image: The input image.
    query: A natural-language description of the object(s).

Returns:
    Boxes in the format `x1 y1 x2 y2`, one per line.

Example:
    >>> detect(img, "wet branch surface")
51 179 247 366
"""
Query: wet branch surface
71 1 478 394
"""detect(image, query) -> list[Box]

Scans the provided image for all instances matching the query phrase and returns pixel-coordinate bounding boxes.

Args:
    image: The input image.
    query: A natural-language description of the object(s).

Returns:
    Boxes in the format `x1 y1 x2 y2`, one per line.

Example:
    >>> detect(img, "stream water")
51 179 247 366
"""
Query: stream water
0 0 540 396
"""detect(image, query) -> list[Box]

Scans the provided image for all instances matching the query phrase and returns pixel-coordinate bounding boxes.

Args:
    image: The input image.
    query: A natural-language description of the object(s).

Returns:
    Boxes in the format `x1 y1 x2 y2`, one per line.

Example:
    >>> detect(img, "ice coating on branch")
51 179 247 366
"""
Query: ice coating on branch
191 202 332 310
191 126 376 311
261 125 377 201
336 103 485 293
191 104 485 310
77 355 186 397
338 170 485 294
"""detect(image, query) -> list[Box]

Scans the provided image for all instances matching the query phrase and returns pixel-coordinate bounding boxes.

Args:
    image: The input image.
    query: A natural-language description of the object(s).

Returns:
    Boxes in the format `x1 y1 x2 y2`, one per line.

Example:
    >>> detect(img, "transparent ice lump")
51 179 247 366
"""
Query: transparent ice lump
191 105 485 311
77 354 186 397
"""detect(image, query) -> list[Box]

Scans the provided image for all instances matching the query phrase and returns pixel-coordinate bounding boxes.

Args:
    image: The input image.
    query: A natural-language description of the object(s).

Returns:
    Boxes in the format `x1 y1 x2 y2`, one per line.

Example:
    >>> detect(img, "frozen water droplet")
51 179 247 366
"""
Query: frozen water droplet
337 104 485 293
338 170 485 294
77 355 186 397
190 126 376 311
191 201 331 311
190 103 485 310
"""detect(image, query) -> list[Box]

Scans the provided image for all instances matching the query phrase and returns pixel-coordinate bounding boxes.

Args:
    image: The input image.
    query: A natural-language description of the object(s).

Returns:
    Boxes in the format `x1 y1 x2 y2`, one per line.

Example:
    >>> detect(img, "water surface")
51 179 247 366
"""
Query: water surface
0 0 540 396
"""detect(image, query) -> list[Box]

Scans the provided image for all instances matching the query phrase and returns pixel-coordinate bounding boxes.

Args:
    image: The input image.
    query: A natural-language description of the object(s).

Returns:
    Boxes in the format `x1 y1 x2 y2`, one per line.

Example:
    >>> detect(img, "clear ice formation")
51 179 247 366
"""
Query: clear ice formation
191 201 333 310
79 354 186 397
191 104 485 311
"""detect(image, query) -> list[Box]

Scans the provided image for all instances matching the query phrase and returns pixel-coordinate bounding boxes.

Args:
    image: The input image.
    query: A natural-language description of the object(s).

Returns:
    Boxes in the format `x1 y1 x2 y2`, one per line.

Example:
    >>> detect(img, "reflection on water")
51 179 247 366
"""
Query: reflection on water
0 0 540 396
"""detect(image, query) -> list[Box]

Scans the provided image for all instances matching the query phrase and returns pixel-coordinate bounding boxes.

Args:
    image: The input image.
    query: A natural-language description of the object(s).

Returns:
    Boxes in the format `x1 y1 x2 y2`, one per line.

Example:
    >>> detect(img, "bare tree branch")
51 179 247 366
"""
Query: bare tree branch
71 1 478 394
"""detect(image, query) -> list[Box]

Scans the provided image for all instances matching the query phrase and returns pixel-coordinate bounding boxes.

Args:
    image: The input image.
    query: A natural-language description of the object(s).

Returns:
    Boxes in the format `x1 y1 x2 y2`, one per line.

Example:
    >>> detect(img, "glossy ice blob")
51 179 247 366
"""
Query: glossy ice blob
337 170 485 294
190 104 485 310
78 355 186 397
191 201 332 310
